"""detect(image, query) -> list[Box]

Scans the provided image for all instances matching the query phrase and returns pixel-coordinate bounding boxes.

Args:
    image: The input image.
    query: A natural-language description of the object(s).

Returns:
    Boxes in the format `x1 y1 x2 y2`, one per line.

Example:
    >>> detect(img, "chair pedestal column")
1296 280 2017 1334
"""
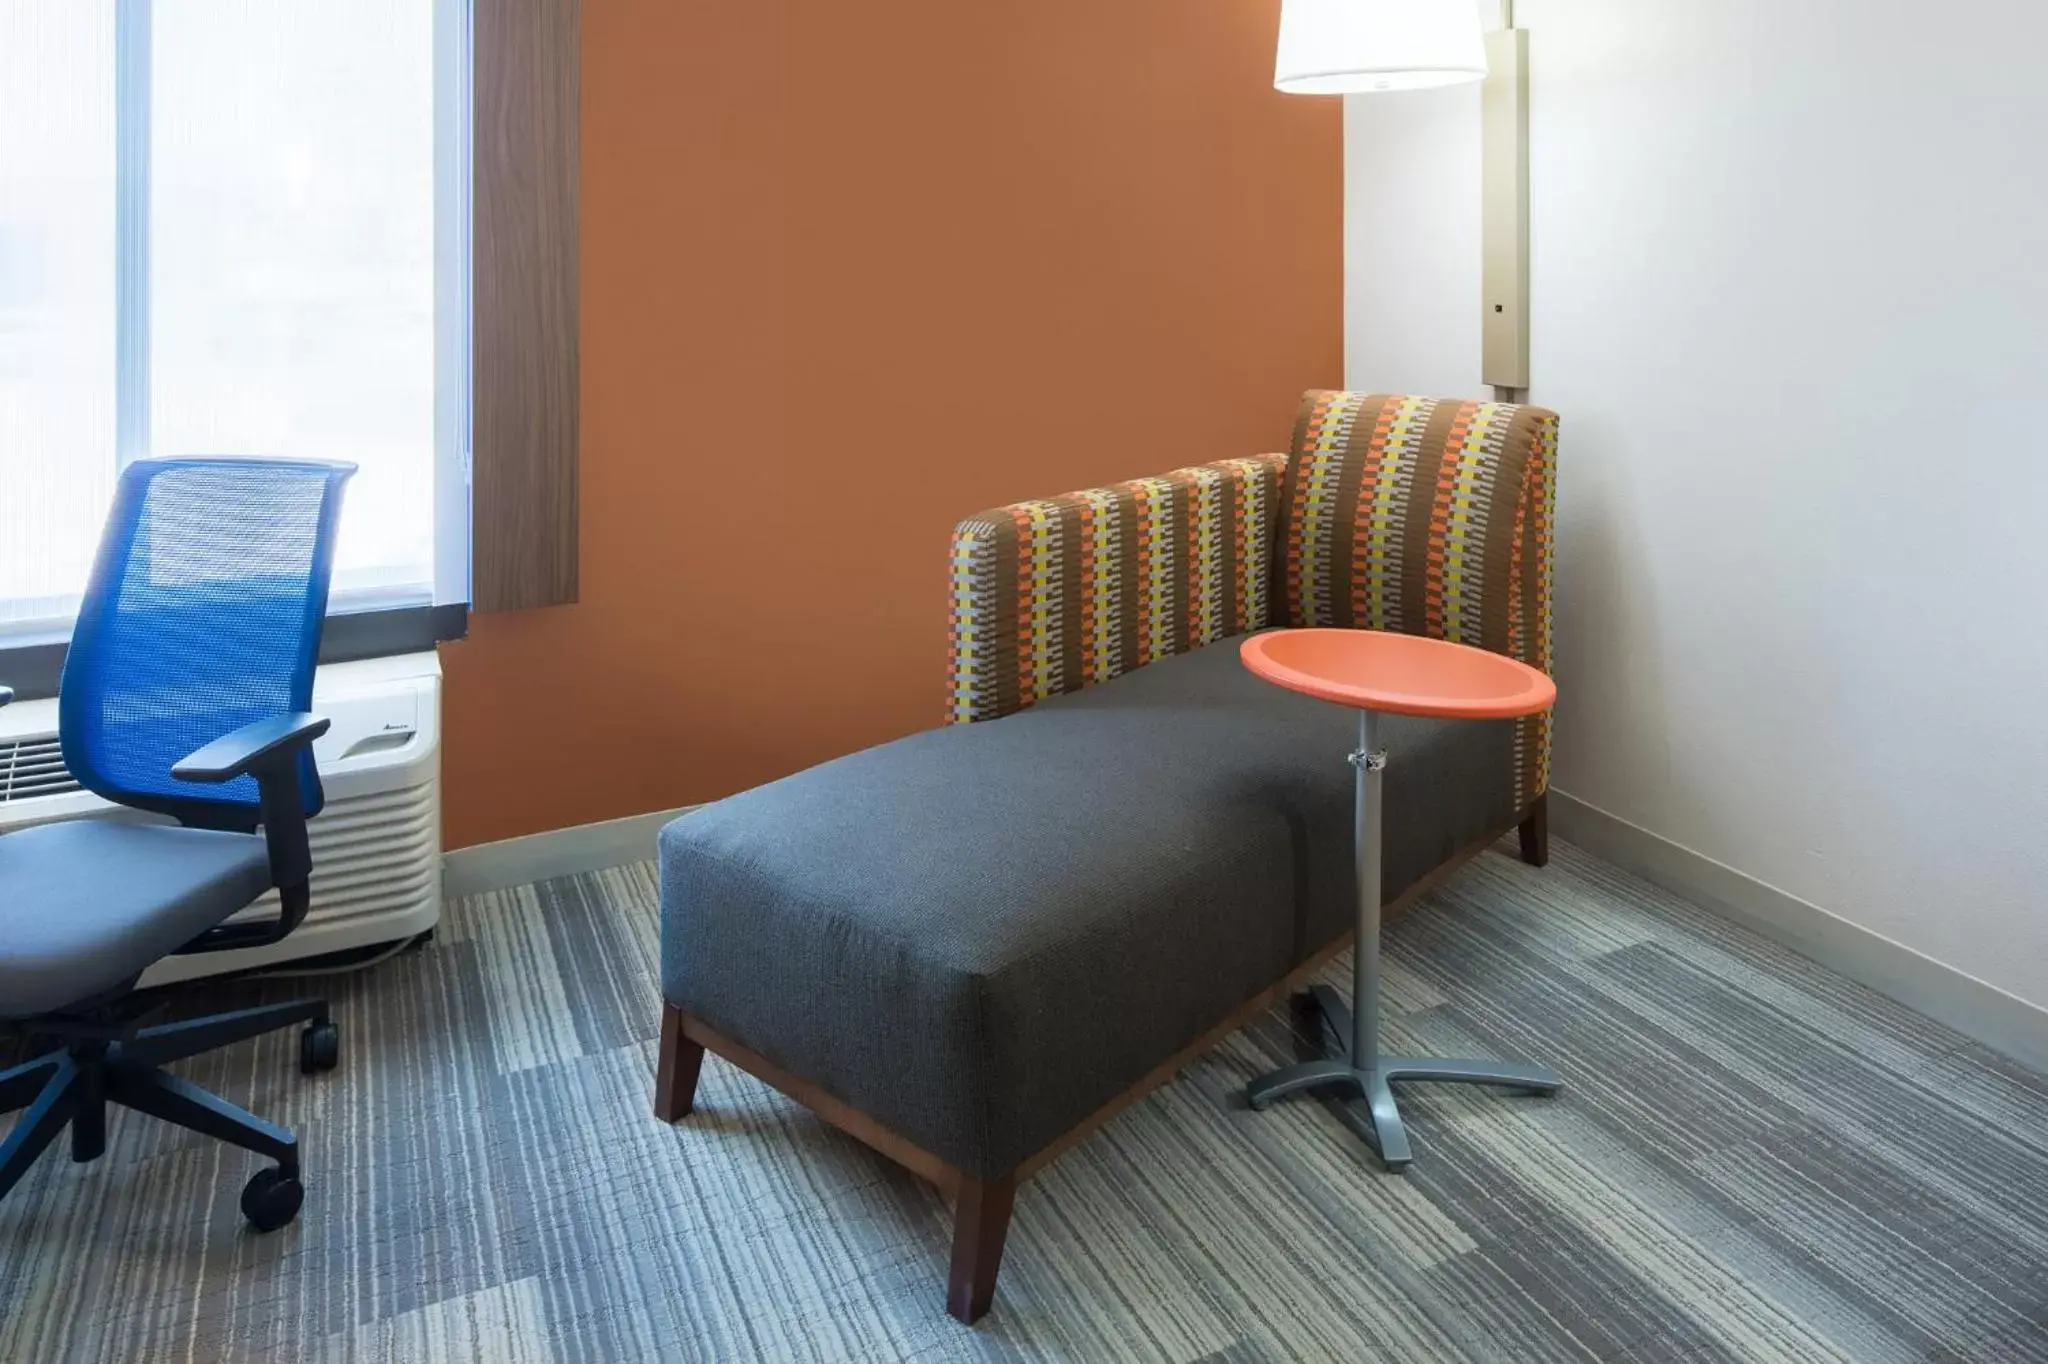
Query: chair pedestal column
70 1043 108 1163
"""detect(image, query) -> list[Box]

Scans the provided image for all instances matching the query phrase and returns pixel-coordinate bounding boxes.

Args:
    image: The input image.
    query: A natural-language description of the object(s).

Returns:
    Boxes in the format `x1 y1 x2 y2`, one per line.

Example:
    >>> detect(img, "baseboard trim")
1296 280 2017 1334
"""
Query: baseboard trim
1549 789 2048 1074
442 806 693 900
447 791 2048 1074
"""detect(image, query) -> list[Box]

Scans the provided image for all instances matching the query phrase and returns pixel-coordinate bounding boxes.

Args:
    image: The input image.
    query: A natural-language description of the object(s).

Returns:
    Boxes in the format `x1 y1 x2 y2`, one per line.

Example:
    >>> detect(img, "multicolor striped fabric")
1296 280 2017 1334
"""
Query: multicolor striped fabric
947 455 1285 723
1278 391 1560 807
945 393 1560 809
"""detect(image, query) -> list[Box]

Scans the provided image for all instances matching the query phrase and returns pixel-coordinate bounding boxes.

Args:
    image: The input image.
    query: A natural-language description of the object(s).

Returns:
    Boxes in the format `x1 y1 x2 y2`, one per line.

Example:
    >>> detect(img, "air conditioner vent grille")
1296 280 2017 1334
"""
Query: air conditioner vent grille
1 736 83 803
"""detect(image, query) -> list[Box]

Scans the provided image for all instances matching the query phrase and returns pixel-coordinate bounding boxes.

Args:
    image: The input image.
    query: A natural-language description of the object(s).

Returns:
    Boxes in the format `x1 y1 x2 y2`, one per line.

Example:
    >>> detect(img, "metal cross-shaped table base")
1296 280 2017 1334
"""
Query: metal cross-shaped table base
1248 982 1559 1172
1244 710 1562 1174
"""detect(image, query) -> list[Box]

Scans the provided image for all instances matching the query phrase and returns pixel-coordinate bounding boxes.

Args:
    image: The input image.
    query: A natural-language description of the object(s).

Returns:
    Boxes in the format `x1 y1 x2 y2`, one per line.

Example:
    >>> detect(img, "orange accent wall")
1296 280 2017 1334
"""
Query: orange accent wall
439 0 1342 848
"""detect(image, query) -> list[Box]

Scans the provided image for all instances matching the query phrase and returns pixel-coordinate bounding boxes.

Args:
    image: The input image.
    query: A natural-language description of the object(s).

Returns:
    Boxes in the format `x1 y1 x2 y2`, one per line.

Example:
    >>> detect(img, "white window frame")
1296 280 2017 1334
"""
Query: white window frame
432 0 475 618
0 0 471 649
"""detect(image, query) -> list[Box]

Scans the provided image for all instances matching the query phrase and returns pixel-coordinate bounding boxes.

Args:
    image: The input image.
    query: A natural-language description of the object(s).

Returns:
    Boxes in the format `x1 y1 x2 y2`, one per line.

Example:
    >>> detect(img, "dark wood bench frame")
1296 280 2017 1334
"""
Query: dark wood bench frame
655 795 1548 1324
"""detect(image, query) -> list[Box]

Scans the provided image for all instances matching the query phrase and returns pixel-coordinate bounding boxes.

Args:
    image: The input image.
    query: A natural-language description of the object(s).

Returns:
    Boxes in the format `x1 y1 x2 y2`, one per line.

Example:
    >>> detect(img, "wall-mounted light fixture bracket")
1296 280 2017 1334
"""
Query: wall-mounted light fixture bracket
1273 0 1526 398
1481 19 1530 399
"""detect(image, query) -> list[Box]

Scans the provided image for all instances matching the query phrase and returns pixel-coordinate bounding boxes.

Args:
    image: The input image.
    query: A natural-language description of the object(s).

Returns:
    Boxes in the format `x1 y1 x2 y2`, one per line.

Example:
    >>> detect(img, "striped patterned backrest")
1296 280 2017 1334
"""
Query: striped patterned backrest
947 455 1286 724
1279 390 1561 805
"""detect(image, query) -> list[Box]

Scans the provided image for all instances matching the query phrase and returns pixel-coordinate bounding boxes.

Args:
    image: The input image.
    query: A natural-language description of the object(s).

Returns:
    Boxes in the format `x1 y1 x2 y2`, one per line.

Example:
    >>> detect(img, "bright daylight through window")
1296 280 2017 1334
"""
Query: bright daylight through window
0 0 469 644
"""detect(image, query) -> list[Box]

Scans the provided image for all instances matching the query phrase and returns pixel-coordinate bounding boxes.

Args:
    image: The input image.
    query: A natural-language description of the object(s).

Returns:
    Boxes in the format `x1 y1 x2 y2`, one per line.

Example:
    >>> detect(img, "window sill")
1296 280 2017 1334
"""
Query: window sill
0 602 468 704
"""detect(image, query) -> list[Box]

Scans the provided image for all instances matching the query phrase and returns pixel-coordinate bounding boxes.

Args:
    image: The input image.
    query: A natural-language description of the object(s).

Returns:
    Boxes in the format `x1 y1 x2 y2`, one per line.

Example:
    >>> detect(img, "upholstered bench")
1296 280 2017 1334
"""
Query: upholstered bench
656 391 1560 1324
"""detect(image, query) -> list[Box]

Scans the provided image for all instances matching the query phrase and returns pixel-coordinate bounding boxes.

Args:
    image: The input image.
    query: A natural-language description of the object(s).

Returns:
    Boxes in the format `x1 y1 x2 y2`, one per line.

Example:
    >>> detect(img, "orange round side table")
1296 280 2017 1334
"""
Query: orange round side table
1239 628 1563 1173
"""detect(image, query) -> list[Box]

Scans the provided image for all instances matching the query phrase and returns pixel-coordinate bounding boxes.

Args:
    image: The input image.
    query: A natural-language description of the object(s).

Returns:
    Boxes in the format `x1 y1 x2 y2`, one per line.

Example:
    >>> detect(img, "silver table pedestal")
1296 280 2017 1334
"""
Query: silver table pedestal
1245 709 1561 1172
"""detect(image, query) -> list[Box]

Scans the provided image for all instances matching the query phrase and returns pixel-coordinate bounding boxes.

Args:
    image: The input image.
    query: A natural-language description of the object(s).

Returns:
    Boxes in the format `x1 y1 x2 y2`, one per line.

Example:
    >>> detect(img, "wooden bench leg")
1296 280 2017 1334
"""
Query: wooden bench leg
1518 792 1550 868
946 1173 1017 1325
654 1004 705 1122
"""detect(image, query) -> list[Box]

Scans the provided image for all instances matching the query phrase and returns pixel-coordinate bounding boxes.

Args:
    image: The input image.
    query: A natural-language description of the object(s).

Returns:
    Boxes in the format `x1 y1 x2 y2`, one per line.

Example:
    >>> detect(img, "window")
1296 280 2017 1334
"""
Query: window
0 0 470 646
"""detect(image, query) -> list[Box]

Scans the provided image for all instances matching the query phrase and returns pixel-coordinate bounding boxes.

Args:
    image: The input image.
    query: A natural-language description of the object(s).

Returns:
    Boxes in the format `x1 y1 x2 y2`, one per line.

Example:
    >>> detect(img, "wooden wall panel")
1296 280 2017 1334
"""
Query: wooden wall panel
473 0 580 611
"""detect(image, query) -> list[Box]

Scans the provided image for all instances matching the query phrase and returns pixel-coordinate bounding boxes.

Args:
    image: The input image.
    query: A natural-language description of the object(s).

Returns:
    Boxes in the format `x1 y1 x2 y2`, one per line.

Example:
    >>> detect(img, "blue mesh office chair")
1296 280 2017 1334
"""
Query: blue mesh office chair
0 457 355 1232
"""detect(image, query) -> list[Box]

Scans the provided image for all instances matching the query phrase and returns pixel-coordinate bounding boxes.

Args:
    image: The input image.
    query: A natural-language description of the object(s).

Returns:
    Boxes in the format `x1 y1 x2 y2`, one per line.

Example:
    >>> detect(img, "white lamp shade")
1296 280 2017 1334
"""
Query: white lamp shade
1275 0 1489 94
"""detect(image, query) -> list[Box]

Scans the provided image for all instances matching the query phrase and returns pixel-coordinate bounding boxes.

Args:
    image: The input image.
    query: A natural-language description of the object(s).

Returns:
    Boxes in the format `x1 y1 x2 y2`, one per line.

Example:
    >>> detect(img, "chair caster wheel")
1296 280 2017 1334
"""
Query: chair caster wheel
241 1168 304 1232
300 1021 340 1074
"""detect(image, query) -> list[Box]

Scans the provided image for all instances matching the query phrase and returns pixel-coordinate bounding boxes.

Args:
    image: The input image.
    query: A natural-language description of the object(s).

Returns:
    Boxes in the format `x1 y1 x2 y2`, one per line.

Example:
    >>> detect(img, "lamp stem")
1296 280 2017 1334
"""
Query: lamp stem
1488 7 1523 408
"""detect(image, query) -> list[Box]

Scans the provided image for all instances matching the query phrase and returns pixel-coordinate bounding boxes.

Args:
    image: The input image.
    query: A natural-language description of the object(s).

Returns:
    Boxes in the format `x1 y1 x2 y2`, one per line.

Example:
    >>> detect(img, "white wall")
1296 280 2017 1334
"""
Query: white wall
1346 0 2048 1012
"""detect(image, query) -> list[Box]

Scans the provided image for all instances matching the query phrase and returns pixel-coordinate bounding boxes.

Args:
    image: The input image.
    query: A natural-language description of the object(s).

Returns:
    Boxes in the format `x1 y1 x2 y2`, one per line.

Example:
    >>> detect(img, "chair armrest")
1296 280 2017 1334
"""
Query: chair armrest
170 712 331 958
172 713 330 783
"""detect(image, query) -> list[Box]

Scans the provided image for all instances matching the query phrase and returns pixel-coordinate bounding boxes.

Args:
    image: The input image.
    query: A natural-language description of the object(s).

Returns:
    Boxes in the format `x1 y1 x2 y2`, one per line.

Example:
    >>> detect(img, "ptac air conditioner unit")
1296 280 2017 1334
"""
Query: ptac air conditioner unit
0 652 442 985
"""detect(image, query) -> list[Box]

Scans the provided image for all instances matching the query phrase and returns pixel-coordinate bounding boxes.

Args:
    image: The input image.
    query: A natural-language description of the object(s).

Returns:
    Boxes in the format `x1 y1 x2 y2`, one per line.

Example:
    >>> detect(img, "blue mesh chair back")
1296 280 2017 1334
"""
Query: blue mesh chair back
59 458 356 831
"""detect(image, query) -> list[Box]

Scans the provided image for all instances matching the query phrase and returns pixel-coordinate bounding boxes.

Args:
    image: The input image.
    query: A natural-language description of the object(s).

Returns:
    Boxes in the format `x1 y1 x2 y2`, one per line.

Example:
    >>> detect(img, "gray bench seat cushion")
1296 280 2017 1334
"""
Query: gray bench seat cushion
659 635 1516 1179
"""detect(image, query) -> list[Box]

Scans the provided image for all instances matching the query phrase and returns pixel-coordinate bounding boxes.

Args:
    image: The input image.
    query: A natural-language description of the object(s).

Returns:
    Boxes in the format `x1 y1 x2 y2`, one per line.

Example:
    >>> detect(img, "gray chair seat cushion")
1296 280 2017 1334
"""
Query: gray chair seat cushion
0 820 271 1019
660 635 1517 1179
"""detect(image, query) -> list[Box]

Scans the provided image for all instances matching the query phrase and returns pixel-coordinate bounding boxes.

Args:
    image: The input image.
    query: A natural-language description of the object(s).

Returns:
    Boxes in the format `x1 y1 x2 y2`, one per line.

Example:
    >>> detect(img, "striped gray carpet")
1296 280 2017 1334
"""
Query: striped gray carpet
3 840 2046 1361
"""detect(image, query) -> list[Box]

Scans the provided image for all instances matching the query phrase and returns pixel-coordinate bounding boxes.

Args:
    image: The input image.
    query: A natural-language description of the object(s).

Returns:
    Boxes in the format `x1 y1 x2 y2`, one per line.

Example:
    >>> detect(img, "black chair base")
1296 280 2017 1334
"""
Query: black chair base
0 999 338 1230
